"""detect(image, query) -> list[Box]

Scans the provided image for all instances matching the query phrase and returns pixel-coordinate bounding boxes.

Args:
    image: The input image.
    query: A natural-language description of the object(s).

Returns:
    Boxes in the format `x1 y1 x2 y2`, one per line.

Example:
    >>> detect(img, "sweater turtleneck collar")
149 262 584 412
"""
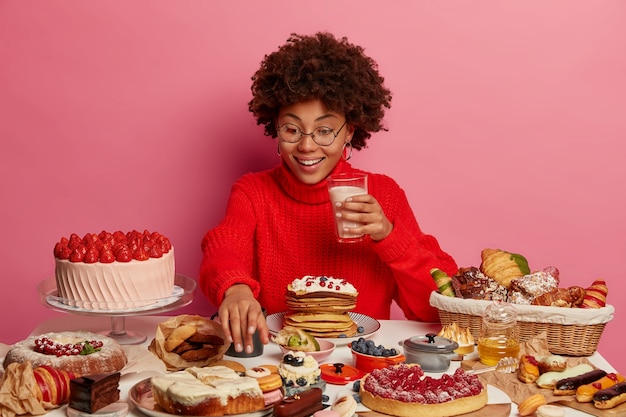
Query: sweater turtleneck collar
274 159 356 204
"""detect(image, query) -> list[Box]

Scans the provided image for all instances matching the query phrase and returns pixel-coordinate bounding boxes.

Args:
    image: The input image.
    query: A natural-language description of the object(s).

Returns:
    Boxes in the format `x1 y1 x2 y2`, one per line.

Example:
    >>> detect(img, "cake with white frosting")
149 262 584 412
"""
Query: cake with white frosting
54 230 175 310
150 366 265 416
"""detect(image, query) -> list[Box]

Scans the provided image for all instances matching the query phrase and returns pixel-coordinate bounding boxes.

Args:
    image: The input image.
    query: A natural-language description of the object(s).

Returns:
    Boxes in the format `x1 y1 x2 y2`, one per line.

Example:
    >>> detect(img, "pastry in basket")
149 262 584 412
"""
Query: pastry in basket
479 248 530 288
531 286 585 308
581 278 608 308
450 266 507 300
508 266 559 304
430 268 455 297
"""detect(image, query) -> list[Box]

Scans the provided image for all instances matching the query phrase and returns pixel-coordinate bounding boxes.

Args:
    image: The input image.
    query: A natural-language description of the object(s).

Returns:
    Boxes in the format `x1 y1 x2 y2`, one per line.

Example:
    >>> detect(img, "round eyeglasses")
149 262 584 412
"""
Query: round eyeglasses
277 120 347 146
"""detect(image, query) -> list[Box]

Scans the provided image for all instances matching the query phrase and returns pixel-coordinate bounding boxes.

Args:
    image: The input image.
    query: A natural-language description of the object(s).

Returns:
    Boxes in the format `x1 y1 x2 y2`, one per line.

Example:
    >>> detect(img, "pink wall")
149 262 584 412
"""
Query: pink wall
1 1 624 370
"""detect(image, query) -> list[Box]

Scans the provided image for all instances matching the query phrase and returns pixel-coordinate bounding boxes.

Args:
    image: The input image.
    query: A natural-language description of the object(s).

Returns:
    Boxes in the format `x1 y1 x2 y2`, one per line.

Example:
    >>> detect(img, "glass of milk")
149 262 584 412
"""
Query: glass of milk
327 172 368 242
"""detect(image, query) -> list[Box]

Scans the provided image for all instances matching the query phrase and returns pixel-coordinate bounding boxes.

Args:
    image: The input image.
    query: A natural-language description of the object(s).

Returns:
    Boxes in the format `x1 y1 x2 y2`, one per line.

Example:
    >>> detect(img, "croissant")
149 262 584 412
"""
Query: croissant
532 288 572 307
581 279 608 308
480 248 530 288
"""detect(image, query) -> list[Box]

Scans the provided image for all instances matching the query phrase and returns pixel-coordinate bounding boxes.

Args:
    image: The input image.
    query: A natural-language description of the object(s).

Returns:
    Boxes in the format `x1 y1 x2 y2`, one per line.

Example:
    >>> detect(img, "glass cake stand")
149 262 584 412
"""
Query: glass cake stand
38 274 196 344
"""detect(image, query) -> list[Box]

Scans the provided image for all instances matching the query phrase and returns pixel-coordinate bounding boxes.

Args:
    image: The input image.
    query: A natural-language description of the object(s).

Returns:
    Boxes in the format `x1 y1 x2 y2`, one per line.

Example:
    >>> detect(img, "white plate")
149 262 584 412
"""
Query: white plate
266 312 380 347
129 378 273 417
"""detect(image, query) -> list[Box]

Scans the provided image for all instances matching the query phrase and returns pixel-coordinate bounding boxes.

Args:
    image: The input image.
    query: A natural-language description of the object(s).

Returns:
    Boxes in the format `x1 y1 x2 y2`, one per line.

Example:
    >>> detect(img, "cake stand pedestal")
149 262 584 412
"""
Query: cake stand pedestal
38 274 197 344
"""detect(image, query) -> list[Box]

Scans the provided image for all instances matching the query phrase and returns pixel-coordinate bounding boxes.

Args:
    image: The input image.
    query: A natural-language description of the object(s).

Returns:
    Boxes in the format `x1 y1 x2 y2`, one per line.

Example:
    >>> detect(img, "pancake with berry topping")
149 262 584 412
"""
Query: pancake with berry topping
3 331 127 377
284 276 359 337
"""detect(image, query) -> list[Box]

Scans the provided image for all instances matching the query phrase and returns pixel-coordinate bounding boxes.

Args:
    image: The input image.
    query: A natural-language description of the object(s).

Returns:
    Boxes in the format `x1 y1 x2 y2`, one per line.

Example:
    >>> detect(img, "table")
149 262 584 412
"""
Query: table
29 315 617 417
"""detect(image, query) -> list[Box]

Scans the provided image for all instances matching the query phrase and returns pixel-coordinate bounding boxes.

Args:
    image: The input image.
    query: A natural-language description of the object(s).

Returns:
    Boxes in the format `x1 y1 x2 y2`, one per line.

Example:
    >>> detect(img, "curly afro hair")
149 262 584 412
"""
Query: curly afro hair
248 32 392 150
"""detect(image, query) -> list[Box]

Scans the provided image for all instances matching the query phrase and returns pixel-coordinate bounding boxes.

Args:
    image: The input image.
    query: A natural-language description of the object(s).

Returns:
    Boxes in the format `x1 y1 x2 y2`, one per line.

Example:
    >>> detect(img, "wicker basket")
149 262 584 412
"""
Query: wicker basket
429 291 614 356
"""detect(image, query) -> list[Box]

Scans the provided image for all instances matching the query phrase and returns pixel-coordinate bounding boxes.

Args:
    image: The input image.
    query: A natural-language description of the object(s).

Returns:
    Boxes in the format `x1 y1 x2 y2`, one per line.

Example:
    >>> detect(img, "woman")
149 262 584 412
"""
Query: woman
200 32 458 354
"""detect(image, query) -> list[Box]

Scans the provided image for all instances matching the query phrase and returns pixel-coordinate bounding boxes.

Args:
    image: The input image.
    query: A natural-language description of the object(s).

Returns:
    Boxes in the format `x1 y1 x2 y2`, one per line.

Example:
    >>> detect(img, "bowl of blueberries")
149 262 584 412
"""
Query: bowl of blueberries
350 337 406 373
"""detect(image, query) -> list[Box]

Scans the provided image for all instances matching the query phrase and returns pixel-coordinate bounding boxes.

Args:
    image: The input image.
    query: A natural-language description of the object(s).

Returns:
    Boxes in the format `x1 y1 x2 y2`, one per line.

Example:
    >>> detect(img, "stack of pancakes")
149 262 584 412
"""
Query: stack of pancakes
284 276 359 337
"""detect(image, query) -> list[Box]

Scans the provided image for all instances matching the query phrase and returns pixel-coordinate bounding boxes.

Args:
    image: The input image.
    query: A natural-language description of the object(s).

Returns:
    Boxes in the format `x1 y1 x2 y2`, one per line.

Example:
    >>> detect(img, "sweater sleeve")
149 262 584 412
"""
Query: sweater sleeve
370 176 458 322
199 176 261 308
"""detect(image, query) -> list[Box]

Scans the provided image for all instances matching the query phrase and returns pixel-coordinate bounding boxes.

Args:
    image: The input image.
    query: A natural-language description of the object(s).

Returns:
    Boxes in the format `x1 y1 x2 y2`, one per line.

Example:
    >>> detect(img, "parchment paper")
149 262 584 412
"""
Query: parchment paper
147 314 230 371
461 332 626 417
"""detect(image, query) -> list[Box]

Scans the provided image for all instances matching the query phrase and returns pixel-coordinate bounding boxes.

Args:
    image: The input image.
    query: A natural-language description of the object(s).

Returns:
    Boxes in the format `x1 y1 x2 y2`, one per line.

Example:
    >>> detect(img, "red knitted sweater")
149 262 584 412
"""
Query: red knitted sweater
199 160 458 321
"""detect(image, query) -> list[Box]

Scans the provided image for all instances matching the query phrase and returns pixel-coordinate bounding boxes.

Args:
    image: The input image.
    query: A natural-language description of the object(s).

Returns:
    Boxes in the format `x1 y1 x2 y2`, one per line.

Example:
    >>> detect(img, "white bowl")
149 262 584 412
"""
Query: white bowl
279 339 336 363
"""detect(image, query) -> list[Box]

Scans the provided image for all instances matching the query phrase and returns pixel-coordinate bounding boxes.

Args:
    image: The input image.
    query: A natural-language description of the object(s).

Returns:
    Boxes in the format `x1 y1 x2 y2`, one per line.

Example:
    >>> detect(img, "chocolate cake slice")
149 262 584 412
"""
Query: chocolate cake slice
69 372 121 413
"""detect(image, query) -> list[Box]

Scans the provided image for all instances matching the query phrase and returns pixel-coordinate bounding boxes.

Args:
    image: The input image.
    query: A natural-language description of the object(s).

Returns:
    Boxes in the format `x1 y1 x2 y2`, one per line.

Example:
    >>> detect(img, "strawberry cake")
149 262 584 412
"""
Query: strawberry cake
360 364 488 417
53 230 175 310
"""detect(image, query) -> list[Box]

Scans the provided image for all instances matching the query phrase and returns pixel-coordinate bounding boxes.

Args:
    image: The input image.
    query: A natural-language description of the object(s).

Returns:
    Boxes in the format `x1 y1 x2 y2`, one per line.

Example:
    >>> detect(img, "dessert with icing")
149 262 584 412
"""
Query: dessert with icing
284 276 359 337
150 366 265 415
278 351 322 396
3 331 127 377
360 364 487 417
54 230 175 310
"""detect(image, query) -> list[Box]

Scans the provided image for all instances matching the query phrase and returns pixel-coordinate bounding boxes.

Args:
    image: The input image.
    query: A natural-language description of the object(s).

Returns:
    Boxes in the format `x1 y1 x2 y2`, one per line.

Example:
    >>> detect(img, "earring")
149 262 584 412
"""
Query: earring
343 142 353 161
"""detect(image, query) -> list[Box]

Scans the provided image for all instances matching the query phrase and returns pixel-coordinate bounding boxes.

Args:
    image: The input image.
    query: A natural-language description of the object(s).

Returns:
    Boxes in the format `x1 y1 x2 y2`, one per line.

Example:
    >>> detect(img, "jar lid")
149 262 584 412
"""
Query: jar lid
402 333 459 353
320 363 363 385
483 300 518 323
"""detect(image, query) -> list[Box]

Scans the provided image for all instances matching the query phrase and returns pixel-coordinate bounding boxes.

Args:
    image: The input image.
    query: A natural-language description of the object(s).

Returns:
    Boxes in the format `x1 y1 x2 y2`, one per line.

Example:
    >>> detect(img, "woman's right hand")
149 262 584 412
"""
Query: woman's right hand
218 284 270 354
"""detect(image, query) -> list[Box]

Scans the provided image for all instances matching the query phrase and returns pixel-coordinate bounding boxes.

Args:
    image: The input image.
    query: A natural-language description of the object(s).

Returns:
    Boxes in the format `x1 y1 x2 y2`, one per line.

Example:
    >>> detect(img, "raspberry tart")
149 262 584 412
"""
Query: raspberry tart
54 230 175 310
360 364 488 417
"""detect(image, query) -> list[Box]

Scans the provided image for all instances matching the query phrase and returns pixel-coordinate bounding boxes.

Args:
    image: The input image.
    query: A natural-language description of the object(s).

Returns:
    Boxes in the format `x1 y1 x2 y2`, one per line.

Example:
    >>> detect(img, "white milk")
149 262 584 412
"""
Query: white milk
329 185 367 239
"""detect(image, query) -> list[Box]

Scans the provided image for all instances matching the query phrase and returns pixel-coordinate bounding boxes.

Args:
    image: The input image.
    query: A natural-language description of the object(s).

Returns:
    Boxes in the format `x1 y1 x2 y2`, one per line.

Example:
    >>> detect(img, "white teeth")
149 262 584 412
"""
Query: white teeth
298 158 323 166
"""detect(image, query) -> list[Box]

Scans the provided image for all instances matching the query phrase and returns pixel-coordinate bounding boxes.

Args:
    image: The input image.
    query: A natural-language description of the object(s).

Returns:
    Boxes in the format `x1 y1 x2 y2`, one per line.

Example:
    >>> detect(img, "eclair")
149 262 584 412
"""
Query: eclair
536 364 593 389
518 354 540 384
593 381 626 409
554 369 607 395
576 373 624 403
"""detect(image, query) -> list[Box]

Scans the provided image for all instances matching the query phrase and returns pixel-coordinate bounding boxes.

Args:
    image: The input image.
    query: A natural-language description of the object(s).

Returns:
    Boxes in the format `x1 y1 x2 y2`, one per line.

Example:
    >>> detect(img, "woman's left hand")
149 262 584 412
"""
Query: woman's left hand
336 194 393 241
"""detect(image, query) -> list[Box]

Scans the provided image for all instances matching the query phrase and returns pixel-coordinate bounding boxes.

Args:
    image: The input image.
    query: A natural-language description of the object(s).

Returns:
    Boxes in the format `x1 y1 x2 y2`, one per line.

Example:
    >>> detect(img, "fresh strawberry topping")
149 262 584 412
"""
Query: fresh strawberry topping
54 230 172 263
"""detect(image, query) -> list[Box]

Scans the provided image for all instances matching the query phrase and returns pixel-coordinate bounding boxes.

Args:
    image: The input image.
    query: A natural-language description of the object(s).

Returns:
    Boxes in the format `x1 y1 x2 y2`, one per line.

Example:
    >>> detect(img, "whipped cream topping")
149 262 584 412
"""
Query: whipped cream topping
289 275 357 295
278 351 321 386
151 366 262 406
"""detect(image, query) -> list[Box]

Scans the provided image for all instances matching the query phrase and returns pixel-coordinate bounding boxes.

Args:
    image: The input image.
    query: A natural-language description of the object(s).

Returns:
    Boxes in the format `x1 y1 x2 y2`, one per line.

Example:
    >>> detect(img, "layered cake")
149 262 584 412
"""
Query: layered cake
54 230 175 309
284 276 359 337
68 372 121 413
360 364 488 417
3 331 127 377
150 366 265 415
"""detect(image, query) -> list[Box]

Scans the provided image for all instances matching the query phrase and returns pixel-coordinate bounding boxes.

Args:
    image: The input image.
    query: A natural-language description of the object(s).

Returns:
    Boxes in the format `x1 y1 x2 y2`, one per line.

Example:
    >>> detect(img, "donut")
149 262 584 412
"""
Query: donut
3 331 127 377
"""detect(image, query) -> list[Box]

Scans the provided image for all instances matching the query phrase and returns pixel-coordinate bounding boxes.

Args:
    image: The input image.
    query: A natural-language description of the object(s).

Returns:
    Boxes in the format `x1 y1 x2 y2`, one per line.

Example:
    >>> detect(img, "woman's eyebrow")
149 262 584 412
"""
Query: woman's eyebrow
280 113 338 123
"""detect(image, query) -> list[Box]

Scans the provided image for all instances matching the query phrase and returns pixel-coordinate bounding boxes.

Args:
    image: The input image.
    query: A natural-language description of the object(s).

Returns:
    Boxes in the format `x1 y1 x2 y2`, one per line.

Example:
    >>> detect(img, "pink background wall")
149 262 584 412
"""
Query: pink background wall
1 1 624 370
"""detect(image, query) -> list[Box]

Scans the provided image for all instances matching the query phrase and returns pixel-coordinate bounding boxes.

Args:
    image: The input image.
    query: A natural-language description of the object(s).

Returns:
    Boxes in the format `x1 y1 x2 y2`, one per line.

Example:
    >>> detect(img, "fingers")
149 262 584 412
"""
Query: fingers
337 195 391 240
218 299 266 354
